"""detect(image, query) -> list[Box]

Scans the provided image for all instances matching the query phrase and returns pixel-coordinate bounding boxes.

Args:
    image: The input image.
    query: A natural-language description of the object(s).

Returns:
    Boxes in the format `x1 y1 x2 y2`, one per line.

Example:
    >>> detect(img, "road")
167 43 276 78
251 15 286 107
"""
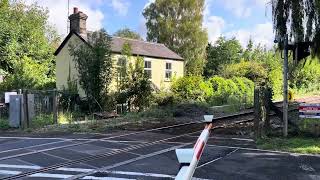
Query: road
0 129 318 180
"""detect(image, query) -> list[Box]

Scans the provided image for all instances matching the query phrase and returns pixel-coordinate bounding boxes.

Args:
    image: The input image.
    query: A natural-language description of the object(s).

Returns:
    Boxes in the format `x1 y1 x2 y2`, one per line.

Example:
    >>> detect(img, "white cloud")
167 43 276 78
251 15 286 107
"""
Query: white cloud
226 22 274 48
204 16 225 43
109 0 129 16
25 0 104 37
144 0 155 9
222 0 252 18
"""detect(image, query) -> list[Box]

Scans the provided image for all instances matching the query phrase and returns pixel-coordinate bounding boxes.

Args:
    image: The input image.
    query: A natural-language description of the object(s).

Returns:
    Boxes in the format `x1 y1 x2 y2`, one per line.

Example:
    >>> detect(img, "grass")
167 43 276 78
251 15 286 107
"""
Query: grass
257 137 320 154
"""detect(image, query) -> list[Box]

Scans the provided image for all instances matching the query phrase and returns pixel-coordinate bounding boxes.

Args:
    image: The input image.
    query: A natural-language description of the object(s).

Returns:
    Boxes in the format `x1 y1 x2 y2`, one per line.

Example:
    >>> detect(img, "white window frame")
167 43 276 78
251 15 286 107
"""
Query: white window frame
165 61 172 81
144 59 152 79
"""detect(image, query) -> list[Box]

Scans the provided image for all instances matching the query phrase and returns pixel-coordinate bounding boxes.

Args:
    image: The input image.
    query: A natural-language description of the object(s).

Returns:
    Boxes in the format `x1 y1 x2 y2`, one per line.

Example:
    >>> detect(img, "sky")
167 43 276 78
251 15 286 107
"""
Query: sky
25 0 274 48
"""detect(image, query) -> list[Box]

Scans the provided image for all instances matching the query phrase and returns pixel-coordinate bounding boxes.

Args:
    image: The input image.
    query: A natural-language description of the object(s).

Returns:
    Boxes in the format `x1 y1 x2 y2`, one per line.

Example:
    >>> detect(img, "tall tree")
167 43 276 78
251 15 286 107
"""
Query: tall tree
143 0 208 75
114 28 143 40
204 37 242 77
271 0 320 54
69 29 113 111
0 0 60 90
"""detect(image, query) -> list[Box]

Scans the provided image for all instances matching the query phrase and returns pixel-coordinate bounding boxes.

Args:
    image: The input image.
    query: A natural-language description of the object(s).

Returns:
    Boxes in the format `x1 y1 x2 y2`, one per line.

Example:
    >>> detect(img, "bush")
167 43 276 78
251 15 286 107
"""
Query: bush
221 60 268 82
171 76 213 102
153 91 176 106
291 59 320 94
31 114 54 128
207 76 254 106
0 119 10 130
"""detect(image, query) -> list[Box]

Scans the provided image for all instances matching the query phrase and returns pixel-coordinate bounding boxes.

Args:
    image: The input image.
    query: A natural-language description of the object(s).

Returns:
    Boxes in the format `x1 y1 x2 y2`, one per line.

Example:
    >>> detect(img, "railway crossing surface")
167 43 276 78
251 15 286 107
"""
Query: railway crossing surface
0 114 318 180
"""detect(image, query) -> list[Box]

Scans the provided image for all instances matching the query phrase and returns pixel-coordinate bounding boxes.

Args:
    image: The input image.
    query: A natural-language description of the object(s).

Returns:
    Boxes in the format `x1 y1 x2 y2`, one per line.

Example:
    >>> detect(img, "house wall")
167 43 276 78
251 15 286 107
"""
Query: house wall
56 35 86 97
111 54 184 91
56 34 184 97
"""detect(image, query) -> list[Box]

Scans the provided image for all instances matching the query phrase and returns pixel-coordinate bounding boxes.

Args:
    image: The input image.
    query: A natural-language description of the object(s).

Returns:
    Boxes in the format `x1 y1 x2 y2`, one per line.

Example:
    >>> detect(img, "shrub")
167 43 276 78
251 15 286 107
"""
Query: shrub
208 76 254 106
153 91 176 106
221 60 268 82
171 76 213 102
0 119 10 130
31 114 54 128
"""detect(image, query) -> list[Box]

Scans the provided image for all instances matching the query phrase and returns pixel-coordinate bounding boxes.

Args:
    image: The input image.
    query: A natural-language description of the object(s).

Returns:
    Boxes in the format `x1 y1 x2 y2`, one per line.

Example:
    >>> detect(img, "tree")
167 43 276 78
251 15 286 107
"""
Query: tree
271 0 320 55
143 0 208 75
0 0 59 90
114 28 143 40
69 29 113 111
204 37 242 77
116 42 152 111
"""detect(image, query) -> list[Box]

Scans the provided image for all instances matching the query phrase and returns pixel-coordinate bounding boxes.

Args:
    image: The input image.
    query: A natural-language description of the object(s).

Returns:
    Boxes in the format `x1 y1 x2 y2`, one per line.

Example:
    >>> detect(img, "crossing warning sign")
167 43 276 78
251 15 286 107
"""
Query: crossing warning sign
299 103 320 119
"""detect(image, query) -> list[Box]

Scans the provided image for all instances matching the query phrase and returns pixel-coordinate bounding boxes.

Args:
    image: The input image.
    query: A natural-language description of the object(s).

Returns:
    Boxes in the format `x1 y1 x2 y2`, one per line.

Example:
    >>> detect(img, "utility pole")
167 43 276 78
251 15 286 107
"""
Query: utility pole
283 34 288 137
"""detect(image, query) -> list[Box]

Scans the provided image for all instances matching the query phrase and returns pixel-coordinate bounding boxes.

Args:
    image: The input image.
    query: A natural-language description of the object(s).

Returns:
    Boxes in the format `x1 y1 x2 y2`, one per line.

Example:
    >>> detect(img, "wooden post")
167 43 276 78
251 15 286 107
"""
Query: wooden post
53 89 58 124
254 86 261 139
23 89 29 128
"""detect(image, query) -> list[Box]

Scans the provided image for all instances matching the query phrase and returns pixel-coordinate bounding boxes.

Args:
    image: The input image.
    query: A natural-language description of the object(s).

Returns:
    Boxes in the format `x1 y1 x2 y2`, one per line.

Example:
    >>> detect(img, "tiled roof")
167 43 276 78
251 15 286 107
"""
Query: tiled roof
111 36 183 60
54 31 184 61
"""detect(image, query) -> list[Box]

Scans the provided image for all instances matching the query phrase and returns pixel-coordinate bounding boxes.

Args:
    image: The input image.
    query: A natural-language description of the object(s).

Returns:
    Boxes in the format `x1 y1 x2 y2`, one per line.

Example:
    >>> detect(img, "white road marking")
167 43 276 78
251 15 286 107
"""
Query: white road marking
0 169 134 179
0 140 71 154
300 164 315 172
196 148 239 169
0 164 212 179
82 177 135 180
66 143 192 180
186 135 254 142
206 144 320 157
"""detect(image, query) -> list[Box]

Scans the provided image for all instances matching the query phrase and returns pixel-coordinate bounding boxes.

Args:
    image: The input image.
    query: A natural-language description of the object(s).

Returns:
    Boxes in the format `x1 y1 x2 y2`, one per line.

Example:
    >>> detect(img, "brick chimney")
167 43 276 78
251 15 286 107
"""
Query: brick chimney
69 7 88 40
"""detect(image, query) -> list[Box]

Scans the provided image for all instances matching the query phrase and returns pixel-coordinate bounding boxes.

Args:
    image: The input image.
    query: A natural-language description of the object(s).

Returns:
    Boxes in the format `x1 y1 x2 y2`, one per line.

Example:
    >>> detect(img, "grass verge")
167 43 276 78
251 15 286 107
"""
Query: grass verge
257 137 320 154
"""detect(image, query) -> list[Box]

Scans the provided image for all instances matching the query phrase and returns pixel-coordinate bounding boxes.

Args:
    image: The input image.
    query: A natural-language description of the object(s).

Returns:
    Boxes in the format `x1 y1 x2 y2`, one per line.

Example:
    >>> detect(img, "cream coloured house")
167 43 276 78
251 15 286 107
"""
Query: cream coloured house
54 8 184 97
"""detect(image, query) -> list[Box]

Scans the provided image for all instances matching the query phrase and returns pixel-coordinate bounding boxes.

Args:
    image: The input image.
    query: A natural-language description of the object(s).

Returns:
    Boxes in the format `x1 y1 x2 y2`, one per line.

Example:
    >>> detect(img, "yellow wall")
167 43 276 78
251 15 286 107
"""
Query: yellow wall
56 35 86 97
56 34 184 96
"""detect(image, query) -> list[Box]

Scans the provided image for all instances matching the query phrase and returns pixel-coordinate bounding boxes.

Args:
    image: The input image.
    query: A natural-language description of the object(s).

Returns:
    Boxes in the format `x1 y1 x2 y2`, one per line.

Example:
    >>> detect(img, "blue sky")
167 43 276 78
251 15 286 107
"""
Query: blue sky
27 0 274 48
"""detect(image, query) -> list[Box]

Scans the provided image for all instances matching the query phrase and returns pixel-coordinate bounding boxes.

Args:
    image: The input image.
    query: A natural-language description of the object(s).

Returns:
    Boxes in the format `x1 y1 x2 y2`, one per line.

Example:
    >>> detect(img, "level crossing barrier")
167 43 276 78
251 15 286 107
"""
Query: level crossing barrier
175 115 213 180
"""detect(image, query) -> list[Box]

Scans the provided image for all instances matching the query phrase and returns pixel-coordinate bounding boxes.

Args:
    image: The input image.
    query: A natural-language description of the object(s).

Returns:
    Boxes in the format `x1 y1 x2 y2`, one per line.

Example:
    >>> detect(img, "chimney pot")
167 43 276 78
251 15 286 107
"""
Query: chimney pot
69 8 88 40
73 7 78 14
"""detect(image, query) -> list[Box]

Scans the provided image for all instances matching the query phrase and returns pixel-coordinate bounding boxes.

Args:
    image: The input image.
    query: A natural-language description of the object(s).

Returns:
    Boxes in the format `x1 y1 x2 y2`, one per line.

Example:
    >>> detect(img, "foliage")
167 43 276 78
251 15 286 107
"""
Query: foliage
171 76 213 102
257 137 320 154
0 56 55 90
115 42 153 111
0 1 59 90
204 37 243 77
114 28 143 40
31 114 54 129
143 0 208 75
120 56 152 111
271 0 320 57
291 58 320 89
153 91 176 106
69 29 113 111
0 119 10 130
116 41 131 91
221 60 268 83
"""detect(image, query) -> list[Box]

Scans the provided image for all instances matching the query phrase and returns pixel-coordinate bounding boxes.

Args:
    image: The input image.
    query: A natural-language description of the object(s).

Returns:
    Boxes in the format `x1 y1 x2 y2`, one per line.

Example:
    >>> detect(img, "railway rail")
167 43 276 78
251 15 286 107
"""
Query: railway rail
2 102 297 179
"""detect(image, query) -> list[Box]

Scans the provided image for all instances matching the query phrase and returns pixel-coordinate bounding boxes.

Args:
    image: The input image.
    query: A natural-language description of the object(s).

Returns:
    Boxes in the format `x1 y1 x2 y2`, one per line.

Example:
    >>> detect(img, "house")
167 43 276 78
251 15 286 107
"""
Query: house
54 7 184 97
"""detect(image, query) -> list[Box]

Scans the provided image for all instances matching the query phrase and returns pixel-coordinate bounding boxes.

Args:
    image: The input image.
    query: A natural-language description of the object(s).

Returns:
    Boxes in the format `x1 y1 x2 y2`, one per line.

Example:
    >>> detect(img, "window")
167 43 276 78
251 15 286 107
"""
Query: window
144 60 152 78
165 62 172 80
117 57 127 80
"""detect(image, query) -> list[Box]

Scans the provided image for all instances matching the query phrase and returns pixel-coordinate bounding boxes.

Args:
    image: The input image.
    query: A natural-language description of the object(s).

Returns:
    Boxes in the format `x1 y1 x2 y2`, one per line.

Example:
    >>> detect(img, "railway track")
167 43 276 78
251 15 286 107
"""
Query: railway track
2 101 299 180
1 111 256 180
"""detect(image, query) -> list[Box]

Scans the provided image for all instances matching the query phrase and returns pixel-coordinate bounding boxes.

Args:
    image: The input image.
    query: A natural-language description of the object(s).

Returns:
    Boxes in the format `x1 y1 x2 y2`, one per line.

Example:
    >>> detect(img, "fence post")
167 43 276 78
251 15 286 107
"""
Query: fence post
253 86 261 138
53 89 58 124
23 89 29 128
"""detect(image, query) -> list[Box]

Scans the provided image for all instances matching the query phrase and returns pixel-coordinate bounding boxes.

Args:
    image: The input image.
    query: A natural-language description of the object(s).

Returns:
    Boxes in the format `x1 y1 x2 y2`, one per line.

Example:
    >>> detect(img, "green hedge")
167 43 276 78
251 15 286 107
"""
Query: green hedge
170 76 254 106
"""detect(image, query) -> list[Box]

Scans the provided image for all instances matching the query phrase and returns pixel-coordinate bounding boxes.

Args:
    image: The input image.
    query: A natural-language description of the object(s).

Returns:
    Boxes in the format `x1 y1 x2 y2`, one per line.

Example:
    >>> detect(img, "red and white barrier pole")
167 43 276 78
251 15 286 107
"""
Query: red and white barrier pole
175 115 213 180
